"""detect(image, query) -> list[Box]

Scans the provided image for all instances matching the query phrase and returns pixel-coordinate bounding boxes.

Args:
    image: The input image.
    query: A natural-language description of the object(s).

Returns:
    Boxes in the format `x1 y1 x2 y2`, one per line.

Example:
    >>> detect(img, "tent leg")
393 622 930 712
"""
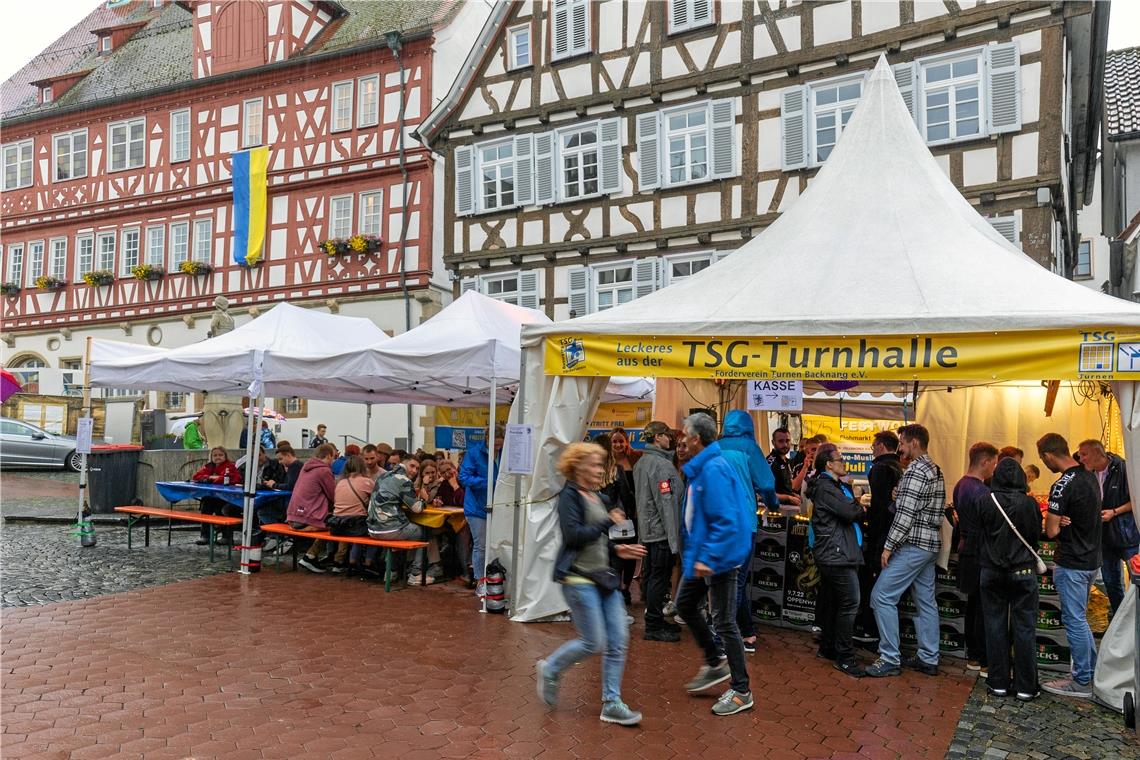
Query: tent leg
481 377 497 613
239 395 263 576
365 402 372 443
510 351 527 615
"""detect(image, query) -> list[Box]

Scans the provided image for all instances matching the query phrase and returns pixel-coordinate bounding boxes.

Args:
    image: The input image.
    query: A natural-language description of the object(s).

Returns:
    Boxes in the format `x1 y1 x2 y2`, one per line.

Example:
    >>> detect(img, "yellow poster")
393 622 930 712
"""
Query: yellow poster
587 402 653 431
433 405 510 429
543 329 1135 382
800 414 898 476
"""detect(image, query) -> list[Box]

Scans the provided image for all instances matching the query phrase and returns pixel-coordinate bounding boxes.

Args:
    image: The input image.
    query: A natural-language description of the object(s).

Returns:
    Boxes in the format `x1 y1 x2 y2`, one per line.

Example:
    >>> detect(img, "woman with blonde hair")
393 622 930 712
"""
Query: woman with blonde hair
535 442 647 726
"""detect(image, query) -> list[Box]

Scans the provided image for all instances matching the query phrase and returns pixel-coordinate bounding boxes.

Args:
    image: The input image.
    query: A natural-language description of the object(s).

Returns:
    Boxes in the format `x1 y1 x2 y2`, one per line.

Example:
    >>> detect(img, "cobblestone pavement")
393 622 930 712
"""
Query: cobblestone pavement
1 471 82 519
948 681 1140 760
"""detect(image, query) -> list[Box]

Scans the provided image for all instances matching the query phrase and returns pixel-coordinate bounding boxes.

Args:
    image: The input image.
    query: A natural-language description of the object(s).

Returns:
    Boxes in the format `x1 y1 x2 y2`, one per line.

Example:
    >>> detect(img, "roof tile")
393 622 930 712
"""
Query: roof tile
1105 46 1140 140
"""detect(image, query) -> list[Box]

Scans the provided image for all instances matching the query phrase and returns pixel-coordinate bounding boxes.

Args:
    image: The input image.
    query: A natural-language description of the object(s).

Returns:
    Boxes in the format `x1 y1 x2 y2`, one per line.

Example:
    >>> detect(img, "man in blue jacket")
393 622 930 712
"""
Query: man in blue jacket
459 425 503 594
675 413 755 716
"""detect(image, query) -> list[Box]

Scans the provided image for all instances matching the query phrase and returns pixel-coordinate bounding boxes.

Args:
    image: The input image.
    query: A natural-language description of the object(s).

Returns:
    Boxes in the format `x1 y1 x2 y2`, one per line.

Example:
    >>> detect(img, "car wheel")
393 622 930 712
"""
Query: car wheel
65 451 82 472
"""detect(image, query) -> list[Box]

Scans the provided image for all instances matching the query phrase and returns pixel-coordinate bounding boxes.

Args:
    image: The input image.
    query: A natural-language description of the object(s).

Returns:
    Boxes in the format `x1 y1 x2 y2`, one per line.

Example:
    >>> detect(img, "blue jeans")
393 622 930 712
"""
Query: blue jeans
1054 565 1098 685
870 544 939 666
1102 544 1139 616
468 516 487 581
546 582 629 703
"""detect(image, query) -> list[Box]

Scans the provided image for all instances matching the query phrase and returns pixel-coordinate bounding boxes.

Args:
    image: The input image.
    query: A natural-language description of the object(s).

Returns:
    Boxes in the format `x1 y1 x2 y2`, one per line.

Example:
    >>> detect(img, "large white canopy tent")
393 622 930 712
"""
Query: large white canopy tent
495 59 1140 710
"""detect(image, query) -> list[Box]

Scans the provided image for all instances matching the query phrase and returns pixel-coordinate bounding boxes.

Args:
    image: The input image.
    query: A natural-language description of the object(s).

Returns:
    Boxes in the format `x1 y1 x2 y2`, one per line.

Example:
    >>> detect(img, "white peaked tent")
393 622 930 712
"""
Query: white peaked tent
497 56 1140 641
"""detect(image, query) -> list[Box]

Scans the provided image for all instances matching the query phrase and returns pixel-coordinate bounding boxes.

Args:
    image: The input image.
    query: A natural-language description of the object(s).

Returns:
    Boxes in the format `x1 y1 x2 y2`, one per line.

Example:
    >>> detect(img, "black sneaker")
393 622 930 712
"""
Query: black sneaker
986 685 1009 698
1016 689 1041 702
644 628 681 642
298 555 327 574
834 660 865 678
329 562 348 575
901 656 938 676
195 537 210 546
743 639 757 654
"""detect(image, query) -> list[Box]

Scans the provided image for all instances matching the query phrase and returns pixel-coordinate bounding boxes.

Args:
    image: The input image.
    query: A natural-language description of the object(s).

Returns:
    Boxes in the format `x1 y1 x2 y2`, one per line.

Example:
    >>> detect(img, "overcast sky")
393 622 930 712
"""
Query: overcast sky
1 1 1138 90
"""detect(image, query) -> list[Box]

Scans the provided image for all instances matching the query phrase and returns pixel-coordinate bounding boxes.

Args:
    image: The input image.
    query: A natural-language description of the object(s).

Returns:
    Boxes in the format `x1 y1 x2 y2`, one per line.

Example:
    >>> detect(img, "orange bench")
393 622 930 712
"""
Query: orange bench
259 523 429 592
114 506 243 563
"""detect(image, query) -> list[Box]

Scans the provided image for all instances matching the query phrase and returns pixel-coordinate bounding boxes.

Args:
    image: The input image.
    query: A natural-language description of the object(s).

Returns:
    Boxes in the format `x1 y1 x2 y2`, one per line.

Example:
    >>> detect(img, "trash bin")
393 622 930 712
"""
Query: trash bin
87 444 144 514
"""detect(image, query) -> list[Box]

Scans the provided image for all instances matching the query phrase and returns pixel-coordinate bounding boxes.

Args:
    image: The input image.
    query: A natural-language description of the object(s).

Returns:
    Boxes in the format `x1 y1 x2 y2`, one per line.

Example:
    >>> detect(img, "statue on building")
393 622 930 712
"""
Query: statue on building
208 295 235 338
201 295 243 448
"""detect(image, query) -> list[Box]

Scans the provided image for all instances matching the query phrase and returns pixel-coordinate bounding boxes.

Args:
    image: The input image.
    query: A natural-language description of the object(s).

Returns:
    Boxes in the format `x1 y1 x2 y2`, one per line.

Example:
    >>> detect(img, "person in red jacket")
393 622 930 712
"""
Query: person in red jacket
190 446 243 545
286 443 337 573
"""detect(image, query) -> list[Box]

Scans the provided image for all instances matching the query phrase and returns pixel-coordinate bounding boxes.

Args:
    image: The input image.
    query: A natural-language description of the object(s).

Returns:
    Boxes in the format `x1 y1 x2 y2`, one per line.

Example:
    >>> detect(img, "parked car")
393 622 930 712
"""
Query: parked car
0 417 81 471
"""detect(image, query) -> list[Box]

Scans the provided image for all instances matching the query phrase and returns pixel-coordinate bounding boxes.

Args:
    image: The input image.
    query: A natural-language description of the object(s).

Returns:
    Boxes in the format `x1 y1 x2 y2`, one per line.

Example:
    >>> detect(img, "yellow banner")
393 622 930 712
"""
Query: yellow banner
800 415 898 446
587 402 653 431
544 329 1135 381
433 405 511 428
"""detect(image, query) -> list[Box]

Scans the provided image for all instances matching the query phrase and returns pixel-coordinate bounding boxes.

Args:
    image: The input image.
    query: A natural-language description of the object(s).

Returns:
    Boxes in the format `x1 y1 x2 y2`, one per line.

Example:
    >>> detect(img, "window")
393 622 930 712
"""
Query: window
508 24 531 70
76 236 93 277
559 125 599 200
479 141 515 211
360 191 382 236
669 0 714 34
3 140 34 190
95 232 115 272
162 392 187 412
242 98 263 148
329 196 353 238
26 241 44 287
281 397 307 417
99 35 111 53
665 107 708 185
922 54 981 144
331 81 353 132
568 259 659 317
594 264 635 311
986 215 1019 248
462 271 540 309
146 226 165 267
551 0 590 61
6 244 24 284
49 238 67 280
42 86 53 104
666 254 712 283
192 218 212 262
170 109 190 162
811 78 861 163
108 118 145 171
638 100 734 190
119 229 140 275
357 75 379 128
169 222 189 266
1074 240 1092 279
53 129 87 181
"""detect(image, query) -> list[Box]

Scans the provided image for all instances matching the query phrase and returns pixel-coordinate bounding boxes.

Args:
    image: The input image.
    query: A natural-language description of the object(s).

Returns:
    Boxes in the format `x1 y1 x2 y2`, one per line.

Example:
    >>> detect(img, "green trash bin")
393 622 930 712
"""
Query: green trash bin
87 444 144 514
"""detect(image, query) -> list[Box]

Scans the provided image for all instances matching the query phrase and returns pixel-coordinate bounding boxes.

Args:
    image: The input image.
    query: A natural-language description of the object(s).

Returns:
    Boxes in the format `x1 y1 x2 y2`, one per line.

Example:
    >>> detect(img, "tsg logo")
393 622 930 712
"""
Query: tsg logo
559 337 585 371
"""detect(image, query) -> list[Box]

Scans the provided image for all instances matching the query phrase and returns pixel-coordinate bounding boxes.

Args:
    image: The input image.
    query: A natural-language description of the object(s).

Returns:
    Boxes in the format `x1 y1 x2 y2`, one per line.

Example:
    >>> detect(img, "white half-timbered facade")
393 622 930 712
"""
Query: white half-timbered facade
418 0 1106 320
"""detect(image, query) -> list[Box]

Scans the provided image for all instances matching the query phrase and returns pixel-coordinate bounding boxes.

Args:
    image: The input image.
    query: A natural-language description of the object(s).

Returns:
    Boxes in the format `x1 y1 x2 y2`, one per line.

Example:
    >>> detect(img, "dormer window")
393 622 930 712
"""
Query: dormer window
99 35 112 53
151 0 163 7
41 86 53 104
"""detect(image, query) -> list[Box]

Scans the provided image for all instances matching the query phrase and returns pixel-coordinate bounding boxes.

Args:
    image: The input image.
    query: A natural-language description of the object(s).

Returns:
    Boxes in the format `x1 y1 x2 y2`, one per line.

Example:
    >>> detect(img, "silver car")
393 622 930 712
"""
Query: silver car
0 417 81 471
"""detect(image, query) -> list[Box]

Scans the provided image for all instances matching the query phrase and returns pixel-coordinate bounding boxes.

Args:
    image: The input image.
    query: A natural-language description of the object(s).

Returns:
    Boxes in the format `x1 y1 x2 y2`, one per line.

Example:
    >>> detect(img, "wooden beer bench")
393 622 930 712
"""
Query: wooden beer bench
113 506 243 563
259 523 429 592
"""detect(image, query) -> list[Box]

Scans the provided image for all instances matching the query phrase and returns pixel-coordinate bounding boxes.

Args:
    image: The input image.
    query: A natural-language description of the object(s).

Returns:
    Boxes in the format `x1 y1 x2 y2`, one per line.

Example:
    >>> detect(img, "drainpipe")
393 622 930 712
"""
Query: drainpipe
387 30 414 450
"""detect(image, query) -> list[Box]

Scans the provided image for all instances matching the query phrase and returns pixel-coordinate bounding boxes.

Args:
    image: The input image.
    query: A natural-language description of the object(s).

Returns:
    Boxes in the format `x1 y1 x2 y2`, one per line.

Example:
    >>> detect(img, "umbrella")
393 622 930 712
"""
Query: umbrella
1 369 22 403
243 406 287 421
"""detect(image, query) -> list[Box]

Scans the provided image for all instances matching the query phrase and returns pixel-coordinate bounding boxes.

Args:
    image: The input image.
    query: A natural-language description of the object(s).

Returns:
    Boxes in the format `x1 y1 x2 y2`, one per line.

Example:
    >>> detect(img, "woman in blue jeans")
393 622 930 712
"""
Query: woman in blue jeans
536 442 647 726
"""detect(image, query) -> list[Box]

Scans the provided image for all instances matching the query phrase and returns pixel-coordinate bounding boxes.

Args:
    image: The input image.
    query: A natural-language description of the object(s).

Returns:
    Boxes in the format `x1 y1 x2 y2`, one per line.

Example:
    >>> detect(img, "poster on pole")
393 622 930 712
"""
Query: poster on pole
505 424 534 475
746 380 803 412
76 417 94 455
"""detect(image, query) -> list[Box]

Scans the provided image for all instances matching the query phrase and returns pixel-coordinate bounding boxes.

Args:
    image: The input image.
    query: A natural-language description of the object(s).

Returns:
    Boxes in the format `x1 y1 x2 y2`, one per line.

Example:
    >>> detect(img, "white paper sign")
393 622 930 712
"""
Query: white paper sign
746 380 803 412
504 423 534 475
76 417 94 455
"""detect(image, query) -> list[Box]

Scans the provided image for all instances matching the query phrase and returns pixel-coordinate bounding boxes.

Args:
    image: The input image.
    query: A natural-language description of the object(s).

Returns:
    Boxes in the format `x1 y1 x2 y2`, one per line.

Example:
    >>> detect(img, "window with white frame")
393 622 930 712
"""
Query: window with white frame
3 140 34 190
26 241 44 287
357 75 379 128
53 129 87 181
463 271 541 309
329 195 353 238
192 219 212 262
669 0 714 34
637 99 735 190
559 125 599 200
42 86 53 104
921 53 981 144
6 244 24 284
1074 240 1092 279
169 221 189 265
108 117 145 171
120 229 140 275
594 264 635 312
96 232 115 271
75 236 93 277
665 253 714 284
665 107 709 186
99 35 111 53
331 81 353 132
162 392 187 411
49 238 67 280
811 78 861 163
170 109 190 162
242 98 263 148
479 141 515 211
508 24 531 69
551 0 590 61
359 191 382 236
146 226 165 267
567 258 660 317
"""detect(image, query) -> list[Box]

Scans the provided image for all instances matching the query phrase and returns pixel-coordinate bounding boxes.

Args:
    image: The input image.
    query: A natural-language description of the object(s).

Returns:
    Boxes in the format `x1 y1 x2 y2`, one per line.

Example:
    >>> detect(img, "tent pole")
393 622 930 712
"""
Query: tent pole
76 336 95 547
365 402 372 442
482 376 497 614
239 395 263 576
510 350 526 615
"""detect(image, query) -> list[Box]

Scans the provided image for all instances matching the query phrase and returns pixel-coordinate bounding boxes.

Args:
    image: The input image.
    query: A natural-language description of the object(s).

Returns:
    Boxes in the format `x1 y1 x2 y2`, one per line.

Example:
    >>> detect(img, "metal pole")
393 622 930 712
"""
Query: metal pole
76 336 95 547
482 376 497 613
509 350 527 614
365 402 372 443
238 395 262 575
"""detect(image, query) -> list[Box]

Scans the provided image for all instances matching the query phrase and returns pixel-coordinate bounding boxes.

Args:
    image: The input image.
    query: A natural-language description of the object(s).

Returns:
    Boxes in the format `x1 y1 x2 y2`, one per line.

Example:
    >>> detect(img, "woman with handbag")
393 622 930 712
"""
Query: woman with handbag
327 455 374 574
978 457 1044 700
536 442 647 726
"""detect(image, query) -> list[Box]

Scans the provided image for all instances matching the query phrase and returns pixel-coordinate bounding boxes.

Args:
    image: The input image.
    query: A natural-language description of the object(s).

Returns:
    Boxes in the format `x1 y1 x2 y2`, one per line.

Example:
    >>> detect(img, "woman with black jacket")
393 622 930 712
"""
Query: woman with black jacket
808 444 867 677
978 458 1042 700
535 442 647 726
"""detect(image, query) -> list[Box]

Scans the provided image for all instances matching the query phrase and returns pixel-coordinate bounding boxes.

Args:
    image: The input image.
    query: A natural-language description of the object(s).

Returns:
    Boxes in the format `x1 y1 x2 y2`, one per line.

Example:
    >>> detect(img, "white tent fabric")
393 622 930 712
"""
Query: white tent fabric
495 56 1140 623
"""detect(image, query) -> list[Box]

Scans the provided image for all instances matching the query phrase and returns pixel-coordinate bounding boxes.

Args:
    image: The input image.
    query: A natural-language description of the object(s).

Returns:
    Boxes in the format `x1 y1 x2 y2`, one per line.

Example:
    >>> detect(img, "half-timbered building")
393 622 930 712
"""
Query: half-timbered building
417 0 1107 320
1 0 488 445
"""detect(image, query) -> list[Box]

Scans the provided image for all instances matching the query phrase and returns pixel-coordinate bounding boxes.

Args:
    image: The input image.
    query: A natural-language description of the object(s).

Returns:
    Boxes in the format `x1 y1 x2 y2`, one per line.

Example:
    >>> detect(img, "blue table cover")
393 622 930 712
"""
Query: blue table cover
155 481 291 510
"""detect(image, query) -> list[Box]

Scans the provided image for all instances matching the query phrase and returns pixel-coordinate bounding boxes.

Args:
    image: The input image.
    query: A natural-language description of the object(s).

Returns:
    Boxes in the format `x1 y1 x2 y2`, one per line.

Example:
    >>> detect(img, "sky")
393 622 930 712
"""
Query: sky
1 1 1138 86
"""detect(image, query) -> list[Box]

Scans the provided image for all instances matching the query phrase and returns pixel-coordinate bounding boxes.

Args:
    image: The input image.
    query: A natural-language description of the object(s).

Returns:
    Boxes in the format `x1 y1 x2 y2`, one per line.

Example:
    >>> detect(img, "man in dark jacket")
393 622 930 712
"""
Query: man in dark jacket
459 427 503 596
767 427 799 507
952 441 999 671
855 431 903 644
633 421 683 642
1077 439 1138 616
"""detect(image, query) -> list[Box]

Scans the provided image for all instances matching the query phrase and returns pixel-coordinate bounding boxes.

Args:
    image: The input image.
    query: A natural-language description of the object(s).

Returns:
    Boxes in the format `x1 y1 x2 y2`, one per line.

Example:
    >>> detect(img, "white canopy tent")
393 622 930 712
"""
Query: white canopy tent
495 52 1140 684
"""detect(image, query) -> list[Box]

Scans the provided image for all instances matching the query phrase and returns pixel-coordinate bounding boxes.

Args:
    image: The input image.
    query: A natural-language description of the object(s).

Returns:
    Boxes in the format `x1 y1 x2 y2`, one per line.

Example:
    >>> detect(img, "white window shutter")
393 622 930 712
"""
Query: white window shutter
780 87 808 171
635 112 661 191
461 277 479 294
518 270 540 310
634 257 659 299
568 265 590 317
709 99 736 179
692 0 712 25
892 62 918 122
599 117 623 194
455 145 475 216
986 42 1021 134
534 131 556 205
514 134 535 206
571 0 589 55
986 215 1019 247
552 0 569 59
669 0 689 32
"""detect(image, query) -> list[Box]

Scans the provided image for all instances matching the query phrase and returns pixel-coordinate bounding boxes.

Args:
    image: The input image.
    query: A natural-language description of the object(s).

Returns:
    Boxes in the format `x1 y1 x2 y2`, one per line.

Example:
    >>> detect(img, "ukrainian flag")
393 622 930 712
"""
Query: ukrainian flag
231 146 268 266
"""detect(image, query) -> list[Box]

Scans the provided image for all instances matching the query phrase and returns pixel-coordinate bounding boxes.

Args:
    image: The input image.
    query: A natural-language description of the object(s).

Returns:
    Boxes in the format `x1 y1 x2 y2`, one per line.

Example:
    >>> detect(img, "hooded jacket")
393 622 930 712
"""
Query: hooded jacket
633 444 682 551
367 464 424 534
459 440 499 520
808 472 864 566
681 441 754 579
286 457 334 527
718 410 780 530
979 458 1042 571
866 452 903 550
1099 452 1140 548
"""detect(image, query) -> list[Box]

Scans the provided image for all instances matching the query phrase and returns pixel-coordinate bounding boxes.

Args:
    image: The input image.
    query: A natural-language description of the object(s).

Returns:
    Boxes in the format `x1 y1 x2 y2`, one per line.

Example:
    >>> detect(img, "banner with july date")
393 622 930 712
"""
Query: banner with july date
544 329 1134 382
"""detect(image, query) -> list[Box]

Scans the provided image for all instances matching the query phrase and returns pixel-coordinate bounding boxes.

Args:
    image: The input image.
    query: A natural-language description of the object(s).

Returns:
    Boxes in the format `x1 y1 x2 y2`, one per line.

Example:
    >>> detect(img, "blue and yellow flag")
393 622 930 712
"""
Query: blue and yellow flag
231 146 268 266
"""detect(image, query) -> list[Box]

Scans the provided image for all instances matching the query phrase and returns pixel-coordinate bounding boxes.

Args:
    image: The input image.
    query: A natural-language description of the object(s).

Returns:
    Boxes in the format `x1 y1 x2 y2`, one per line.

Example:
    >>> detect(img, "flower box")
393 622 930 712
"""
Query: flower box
82 270 115 287
0 282 20 297
131 264 165 281
179 261 212 275
322 235 382 256
34 275 67 290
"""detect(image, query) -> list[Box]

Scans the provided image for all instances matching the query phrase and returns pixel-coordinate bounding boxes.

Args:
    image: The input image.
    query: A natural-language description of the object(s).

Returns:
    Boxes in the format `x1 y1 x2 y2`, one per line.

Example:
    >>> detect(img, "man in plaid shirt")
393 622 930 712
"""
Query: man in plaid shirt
866 424 946 678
